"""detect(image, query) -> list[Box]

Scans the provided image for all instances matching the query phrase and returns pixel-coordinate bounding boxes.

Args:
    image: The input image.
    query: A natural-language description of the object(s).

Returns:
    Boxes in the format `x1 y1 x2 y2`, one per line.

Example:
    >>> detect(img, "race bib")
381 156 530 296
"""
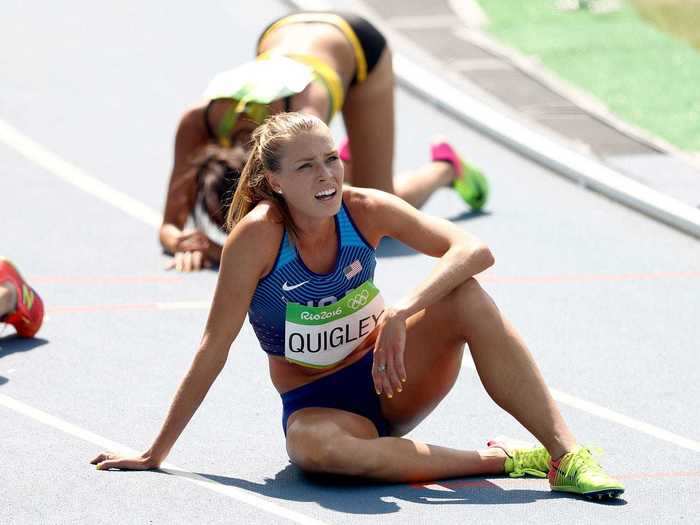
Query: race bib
284 281 384 368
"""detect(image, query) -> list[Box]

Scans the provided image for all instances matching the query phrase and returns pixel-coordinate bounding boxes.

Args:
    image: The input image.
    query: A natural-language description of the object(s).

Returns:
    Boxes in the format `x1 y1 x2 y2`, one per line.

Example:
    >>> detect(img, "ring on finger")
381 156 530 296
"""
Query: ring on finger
377 363 386 373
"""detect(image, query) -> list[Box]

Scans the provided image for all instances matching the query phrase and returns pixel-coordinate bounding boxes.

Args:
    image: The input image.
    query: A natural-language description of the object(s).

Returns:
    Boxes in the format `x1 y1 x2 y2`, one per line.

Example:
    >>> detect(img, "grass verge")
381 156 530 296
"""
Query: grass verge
476 0 700 152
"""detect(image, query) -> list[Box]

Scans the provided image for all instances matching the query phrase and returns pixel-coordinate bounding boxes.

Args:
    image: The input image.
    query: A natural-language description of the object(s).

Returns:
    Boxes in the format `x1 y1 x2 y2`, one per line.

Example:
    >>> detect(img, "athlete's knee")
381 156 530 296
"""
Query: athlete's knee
451 278 488 307
287 429 367 475
288 440 334 474
450 278 498 326
286 425 323 472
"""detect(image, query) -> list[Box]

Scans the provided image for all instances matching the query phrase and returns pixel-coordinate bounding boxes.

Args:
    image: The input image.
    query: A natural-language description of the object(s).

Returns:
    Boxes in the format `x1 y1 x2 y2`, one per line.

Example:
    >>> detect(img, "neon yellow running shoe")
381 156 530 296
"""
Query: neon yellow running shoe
549 446 625 500
488 438 551 478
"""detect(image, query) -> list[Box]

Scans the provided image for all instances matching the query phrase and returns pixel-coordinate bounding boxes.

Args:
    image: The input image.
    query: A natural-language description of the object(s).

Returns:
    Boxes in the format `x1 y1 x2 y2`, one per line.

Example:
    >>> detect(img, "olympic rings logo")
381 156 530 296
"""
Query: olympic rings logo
347 289 369 310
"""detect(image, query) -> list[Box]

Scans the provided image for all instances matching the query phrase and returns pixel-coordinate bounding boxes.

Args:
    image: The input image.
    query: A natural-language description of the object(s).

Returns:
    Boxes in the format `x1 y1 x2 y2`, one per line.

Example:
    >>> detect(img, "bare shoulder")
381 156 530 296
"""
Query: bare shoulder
342 186 370 214
175 104 208 145
342 187 412 246
222 201 285 279
172 103 210 167
343 186 408 211
179 102 207 127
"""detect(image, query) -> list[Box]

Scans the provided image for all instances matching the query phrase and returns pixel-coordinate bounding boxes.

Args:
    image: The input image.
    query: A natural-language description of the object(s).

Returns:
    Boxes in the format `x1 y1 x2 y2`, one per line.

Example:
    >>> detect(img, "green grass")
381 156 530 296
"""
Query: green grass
475 0 700 152
632 0 700 51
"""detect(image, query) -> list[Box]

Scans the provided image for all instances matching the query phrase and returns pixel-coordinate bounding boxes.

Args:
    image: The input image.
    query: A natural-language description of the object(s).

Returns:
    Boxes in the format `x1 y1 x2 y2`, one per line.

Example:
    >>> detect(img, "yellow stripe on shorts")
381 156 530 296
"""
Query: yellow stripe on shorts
258 13 368 83
257 51 344 122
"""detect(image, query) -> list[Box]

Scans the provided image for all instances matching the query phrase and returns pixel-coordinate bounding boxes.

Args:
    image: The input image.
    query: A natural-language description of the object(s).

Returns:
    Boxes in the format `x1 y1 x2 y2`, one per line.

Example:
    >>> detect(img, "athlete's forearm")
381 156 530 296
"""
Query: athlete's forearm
146 345 227 463
392 242 493 321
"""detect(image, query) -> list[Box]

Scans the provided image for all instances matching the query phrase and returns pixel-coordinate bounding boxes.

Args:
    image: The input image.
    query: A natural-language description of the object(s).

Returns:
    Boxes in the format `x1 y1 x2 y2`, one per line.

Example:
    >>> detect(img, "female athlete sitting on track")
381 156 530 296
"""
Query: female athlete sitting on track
161 10 488 272
94 113 623 500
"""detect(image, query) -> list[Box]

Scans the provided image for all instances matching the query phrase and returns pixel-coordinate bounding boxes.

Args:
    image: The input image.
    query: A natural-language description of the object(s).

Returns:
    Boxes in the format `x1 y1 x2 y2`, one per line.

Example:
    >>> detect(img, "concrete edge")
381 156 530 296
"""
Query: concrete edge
446 0 488 29
393 54 700 238
287 0 700 239
452 26 700 171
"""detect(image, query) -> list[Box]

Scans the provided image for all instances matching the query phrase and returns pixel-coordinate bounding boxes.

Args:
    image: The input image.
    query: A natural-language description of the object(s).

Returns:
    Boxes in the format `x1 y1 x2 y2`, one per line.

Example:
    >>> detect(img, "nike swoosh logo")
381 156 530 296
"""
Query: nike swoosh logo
282 281 309 291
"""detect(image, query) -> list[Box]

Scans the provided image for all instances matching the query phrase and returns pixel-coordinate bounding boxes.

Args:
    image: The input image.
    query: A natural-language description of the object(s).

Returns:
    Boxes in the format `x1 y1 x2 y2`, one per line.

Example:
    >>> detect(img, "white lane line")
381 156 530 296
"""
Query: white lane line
0 393 328 525
550 388 700 453
447 0 489 28
0 118 162 228
461 360 700 453
422 483 456 492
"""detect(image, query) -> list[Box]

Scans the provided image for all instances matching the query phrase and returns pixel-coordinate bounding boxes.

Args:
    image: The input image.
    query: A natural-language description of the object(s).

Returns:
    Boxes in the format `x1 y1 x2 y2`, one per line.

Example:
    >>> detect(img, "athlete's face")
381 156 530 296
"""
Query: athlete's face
270 126 344 219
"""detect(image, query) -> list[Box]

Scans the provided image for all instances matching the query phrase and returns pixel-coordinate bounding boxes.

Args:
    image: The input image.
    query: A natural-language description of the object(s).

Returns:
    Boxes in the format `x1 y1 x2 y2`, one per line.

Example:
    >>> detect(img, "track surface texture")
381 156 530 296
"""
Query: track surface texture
1 1 698 523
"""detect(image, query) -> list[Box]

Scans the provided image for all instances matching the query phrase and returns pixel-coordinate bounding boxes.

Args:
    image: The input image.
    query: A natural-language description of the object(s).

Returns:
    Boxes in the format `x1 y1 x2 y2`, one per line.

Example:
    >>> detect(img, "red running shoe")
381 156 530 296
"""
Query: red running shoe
0 257 44 338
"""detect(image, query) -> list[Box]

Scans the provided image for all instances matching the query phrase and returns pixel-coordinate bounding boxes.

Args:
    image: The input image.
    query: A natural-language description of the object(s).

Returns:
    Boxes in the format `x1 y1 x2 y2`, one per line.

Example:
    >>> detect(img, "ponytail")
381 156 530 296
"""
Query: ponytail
225 112 324 237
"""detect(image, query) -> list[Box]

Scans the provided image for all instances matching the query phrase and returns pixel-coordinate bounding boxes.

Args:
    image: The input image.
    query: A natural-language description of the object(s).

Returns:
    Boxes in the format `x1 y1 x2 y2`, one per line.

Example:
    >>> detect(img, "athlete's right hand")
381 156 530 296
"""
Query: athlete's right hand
167 230 212 272
174 230 210 252
90 452 161 471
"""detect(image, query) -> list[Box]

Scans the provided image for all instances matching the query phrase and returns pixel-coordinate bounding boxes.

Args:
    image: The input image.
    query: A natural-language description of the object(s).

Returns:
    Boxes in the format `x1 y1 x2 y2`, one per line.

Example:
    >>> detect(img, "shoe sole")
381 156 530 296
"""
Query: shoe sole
552 486 625 500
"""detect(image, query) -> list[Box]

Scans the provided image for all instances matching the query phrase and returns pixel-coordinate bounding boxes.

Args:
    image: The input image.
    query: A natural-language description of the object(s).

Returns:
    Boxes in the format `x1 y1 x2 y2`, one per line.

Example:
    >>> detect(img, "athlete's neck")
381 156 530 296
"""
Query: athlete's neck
292 215 336 249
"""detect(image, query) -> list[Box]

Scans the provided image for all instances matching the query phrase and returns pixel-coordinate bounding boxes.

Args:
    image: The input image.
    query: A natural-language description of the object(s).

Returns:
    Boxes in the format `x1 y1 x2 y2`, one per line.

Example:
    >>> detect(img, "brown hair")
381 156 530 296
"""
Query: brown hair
191 145 241 228
225 112 325 237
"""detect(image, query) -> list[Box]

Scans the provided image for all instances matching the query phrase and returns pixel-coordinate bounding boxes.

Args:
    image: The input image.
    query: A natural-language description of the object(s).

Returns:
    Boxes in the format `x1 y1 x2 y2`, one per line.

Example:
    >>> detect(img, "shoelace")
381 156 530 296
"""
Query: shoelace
509 447 550 478
561 447 605 480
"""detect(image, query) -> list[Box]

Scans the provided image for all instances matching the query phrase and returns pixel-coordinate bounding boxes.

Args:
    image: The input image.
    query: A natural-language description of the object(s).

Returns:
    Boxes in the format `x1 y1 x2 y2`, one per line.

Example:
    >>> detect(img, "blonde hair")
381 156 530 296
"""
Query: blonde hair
225 112 325 236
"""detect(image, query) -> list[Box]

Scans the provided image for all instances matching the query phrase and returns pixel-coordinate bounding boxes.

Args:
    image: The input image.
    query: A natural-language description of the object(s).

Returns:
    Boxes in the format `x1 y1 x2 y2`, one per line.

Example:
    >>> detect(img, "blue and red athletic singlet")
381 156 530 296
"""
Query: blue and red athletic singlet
248 202 385 368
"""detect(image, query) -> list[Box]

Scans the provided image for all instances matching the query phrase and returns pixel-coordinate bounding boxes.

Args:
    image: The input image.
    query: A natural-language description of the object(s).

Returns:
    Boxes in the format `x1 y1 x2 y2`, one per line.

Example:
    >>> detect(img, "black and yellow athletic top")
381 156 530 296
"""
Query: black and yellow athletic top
256 12 376 120
204 11 387 146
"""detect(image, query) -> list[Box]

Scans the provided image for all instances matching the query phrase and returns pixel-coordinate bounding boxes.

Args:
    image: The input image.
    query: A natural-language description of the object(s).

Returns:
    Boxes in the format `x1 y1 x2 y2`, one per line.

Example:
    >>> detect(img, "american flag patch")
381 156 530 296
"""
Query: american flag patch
343 260 362 280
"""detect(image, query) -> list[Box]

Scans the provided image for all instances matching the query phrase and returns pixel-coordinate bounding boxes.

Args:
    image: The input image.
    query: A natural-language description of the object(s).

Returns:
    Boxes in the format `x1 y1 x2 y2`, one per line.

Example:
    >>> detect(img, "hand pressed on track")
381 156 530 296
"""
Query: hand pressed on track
166 250 214 272
90 452 160 471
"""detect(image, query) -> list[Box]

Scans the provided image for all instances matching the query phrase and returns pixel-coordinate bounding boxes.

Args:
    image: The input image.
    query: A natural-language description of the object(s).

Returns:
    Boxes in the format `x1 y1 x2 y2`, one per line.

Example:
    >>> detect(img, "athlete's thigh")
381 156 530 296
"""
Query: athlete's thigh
341 48 395 193
380 299 466 436
286 407 378 461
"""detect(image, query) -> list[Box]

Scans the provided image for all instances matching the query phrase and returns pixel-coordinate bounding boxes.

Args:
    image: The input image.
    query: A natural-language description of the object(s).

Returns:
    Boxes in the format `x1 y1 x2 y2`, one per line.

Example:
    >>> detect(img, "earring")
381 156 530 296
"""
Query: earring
275 189 283 195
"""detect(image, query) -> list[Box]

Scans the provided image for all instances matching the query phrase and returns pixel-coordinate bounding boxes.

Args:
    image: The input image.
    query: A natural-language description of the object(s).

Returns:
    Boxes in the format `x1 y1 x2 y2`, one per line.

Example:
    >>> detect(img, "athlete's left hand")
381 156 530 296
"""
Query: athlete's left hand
166 249 214 272
372 308 407 398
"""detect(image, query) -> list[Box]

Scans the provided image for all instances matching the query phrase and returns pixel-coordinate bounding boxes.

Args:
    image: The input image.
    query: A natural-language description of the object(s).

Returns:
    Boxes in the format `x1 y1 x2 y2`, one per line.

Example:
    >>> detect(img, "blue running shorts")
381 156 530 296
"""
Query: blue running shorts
281 350 391 437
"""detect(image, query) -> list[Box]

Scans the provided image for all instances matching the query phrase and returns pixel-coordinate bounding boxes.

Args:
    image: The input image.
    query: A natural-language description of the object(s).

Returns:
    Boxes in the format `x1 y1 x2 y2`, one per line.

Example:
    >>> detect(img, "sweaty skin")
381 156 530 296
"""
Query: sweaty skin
93 115 620 501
